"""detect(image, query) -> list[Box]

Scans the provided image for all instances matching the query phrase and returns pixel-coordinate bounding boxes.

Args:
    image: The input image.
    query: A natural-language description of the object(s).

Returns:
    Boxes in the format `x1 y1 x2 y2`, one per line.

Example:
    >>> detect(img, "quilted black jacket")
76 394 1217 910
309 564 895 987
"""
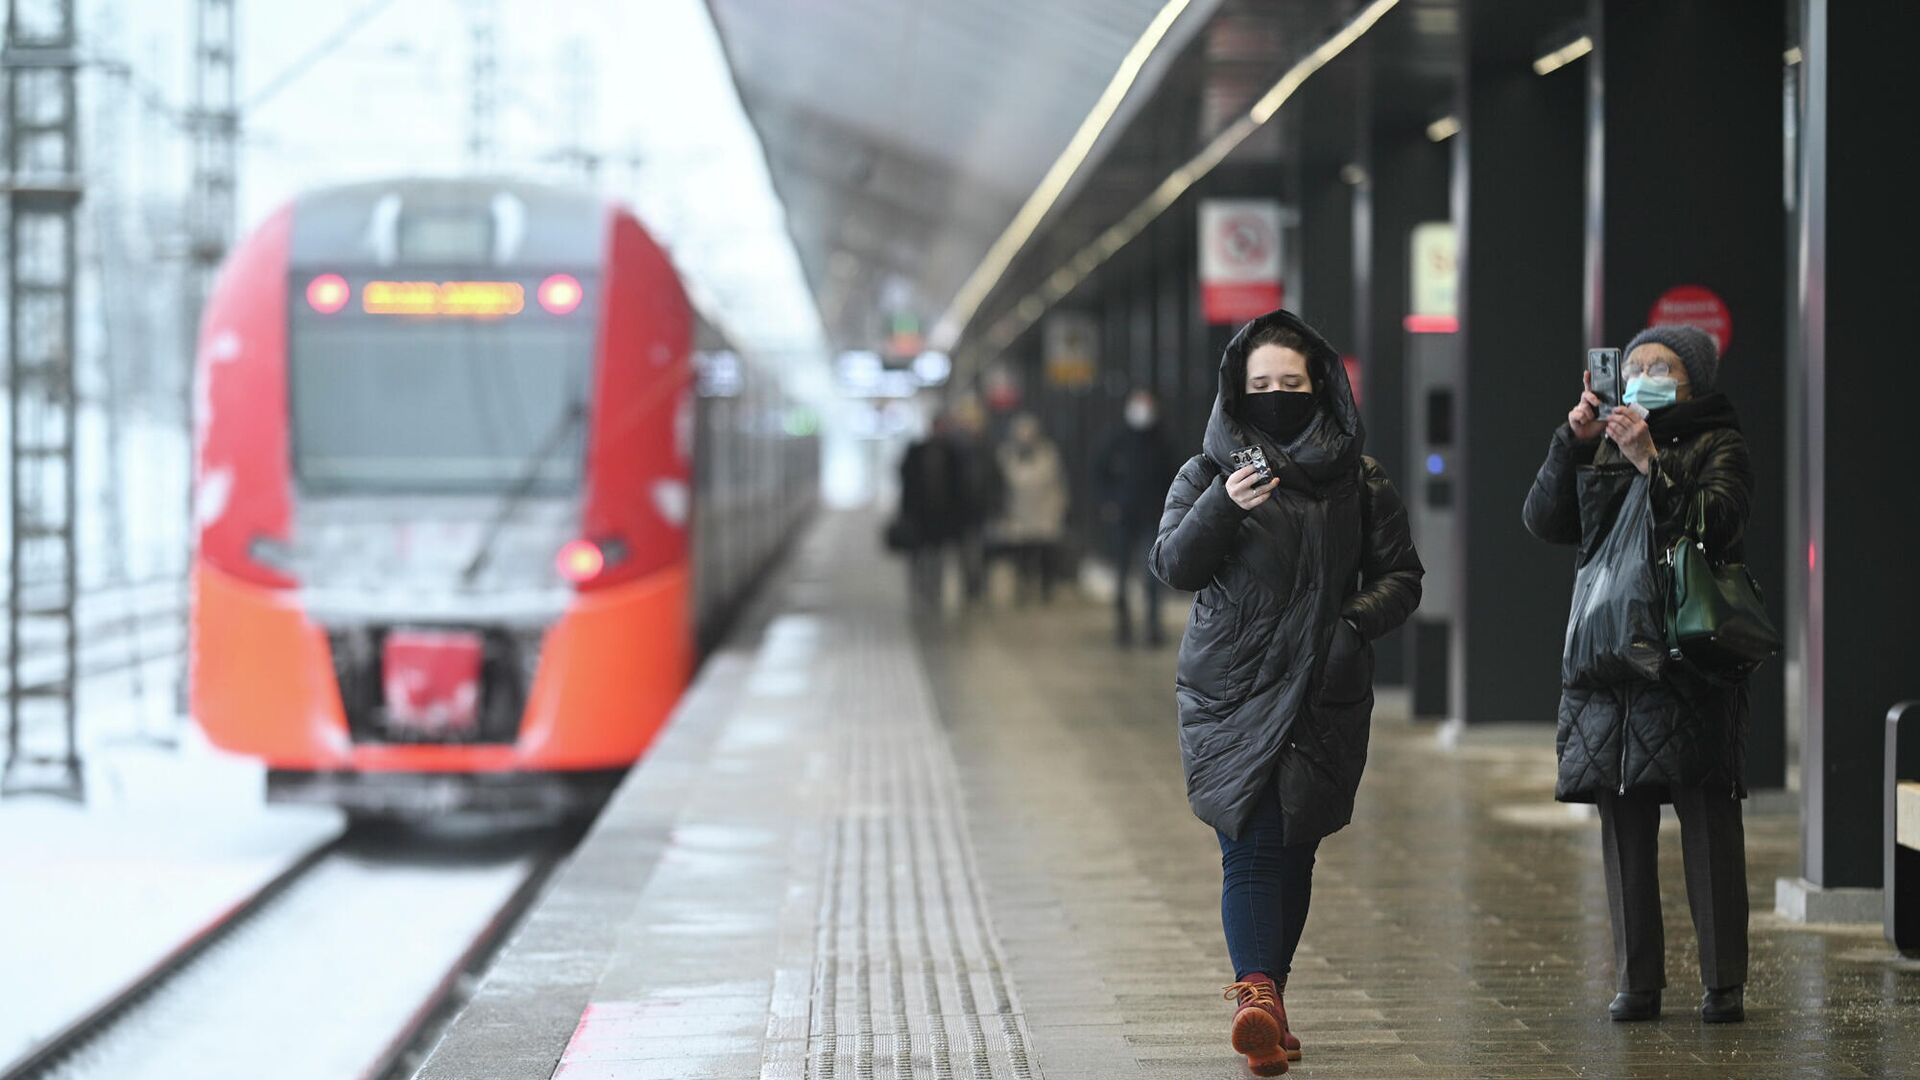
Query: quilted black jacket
1522 393 1754 802
1149 310 1423 843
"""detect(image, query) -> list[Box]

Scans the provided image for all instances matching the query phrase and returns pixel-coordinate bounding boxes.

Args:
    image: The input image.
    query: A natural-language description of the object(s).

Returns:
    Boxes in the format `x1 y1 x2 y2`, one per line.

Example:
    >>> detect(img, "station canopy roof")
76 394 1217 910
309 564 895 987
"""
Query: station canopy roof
706 0 1226 356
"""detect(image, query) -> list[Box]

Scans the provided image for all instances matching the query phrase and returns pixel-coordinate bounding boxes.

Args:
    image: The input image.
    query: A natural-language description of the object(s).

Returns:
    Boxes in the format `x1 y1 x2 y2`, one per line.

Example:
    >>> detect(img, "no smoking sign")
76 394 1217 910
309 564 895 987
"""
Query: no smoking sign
1200 199 1284 323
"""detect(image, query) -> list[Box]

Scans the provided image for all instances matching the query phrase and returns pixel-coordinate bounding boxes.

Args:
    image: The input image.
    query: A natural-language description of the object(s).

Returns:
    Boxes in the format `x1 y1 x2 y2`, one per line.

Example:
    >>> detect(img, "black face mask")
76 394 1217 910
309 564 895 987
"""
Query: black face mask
1241 389 1316 444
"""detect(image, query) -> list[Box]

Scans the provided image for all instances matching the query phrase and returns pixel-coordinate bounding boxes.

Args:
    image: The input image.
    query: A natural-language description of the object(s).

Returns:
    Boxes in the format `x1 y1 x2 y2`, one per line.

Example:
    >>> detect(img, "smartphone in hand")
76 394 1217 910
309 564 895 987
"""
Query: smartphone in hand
1586 348 1620 420
1230 445 1273 479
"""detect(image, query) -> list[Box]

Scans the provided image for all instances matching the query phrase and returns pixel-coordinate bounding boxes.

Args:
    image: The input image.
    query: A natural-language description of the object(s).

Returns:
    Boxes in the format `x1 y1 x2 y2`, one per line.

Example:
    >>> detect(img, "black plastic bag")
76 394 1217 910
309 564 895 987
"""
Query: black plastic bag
1562 473 1667 687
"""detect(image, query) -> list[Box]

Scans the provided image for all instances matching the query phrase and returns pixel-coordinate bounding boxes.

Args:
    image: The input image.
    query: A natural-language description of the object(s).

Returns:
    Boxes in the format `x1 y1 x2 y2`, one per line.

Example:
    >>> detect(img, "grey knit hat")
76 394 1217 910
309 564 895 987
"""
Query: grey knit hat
1623 324 1718 391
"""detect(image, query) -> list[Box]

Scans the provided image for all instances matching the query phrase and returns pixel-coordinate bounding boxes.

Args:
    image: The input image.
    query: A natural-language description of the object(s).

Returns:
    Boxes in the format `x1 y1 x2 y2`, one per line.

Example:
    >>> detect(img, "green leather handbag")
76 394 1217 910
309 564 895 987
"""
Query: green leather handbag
1663 494 1782 673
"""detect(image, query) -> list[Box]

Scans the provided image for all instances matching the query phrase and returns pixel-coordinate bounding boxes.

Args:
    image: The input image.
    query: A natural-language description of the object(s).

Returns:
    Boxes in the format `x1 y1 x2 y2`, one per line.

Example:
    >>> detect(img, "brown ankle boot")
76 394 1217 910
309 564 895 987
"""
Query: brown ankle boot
1222 976 1288 1076
1273 977 1301 1061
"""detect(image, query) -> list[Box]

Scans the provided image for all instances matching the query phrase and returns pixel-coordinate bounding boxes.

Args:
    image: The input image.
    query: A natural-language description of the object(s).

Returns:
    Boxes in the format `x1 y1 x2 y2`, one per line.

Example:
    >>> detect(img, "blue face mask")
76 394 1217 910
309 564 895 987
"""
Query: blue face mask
1623 375 1678 410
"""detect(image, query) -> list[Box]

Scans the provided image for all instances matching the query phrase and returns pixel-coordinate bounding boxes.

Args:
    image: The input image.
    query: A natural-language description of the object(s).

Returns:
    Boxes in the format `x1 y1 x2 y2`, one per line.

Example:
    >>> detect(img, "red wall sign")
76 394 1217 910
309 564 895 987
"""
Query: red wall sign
1200 199 1285 324
1647 284 1732 356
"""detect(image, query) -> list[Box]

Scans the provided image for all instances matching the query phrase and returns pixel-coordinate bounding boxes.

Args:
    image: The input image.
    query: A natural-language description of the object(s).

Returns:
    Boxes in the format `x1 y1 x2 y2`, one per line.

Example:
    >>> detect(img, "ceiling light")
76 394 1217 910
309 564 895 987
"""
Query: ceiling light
1532 34 1593 76
912 351 951 385
949 0 1400 369
1426 115 1460 142
931 0 1199 351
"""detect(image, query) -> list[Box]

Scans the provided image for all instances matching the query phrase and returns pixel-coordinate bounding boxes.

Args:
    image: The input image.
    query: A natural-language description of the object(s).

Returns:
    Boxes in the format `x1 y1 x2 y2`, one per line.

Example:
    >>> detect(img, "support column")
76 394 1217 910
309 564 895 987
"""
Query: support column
1355 75 1451 692
1587 0 1789 792
1456 0 1587 725
1294 52 1358 356
1781 0 1920 918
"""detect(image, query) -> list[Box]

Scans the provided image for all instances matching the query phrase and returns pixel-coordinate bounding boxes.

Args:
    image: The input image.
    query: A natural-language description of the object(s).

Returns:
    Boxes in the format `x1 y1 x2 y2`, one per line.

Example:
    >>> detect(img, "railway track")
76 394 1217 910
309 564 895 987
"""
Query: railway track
0 821 572 1080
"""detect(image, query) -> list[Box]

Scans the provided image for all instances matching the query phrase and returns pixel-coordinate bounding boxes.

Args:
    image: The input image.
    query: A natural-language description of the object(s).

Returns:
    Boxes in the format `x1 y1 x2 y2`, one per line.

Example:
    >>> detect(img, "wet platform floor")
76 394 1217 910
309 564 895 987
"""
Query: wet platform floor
417 513 1919 1080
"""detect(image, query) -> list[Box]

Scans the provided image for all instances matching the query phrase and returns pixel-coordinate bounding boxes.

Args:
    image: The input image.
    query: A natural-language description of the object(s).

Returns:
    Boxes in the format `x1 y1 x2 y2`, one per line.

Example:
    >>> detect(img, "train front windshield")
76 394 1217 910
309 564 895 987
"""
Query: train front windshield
288 272 597 496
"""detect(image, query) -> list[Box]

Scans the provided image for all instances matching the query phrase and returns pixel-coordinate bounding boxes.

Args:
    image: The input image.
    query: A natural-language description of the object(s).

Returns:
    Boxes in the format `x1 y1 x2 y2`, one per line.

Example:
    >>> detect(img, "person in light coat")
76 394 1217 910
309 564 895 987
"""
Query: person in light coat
995 413 1068 603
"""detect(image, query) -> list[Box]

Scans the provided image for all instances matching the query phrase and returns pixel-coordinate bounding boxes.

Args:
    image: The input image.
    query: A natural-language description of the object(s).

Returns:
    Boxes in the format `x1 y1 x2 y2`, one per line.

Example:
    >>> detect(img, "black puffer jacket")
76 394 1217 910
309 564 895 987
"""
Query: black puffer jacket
1522 394 1754 802
1149 310 1423 843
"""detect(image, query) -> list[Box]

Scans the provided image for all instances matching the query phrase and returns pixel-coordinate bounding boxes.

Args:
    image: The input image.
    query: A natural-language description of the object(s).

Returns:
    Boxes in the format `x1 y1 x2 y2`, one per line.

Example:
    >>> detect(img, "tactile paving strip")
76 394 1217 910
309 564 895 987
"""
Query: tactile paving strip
790 615 1038 1080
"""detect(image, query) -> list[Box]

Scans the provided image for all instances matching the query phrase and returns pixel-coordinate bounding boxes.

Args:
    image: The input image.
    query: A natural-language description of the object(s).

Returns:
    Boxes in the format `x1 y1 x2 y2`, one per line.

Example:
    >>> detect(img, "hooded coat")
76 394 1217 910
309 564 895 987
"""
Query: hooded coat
1148 310 1424 843
1522 393 1754 802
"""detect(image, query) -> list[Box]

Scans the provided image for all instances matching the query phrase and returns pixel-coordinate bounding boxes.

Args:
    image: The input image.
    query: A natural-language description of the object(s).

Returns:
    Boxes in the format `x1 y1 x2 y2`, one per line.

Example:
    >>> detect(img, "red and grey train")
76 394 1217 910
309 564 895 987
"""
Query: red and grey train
190 178 814 815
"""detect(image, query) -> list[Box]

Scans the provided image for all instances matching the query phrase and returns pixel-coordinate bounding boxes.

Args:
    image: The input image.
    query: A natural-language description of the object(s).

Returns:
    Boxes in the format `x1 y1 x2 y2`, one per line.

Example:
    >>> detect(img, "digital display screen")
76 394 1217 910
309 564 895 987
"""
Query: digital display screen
1426 388 1455 447
362 280 526 317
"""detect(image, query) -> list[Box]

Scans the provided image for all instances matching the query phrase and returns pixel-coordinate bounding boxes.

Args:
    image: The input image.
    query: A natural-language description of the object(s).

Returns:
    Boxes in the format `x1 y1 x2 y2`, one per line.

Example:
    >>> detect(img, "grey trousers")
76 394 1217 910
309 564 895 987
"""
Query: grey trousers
1597 786 1749 992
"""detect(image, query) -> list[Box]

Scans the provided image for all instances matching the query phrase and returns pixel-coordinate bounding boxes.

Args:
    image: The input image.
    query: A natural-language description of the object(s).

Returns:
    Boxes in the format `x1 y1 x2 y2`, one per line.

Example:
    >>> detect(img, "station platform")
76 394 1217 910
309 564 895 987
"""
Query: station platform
416 513 1920 1080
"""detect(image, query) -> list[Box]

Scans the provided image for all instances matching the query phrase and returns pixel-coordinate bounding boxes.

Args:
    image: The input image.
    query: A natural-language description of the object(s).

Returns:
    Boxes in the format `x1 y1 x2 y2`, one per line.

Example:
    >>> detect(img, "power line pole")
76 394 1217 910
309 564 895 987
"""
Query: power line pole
3 0 85 800
186 0 236 416
467 0 499 171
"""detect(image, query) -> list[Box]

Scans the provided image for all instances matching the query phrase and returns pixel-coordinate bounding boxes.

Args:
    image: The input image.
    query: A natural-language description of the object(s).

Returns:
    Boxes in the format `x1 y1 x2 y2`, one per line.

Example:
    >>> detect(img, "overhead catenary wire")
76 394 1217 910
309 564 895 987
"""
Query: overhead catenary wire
242 0 405 113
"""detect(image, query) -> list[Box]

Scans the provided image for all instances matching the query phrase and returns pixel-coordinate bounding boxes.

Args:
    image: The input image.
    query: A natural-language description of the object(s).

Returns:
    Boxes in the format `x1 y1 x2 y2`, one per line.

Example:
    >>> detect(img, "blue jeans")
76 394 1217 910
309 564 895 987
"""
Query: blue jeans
1218 780 1319 982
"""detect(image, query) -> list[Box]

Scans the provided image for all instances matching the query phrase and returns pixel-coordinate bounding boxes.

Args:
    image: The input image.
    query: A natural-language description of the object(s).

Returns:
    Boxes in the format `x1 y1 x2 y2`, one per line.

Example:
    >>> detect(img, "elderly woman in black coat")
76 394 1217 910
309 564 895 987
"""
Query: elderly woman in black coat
1149 309 1422 1076
1523 324 1753 1025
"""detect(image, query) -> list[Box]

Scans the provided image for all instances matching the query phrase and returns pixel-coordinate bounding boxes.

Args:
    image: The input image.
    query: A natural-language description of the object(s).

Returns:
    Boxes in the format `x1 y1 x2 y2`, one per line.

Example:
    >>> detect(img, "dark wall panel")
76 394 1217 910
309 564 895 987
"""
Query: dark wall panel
1458 0 1588 724
1591 0 1789 787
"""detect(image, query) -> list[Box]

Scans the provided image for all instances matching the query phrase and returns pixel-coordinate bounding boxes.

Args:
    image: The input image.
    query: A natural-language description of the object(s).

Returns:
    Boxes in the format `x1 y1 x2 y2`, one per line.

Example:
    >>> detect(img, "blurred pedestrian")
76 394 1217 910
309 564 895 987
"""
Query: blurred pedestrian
1523 325 1753 1025
1149 309 1422 1076
948 396 1000 603
995 413 1068 604
1097 389 1178 646
895 413 965 608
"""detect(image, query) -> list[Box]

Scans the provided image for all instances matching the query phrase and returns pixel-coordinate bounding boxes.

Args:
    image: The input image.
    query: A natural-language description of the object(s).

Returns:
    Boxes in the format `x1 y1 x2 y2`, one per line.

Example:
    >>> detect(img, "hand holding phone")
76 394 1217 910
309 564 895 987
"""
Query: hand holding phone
1585 348 1620 421
1570 351 1615 440
1227 446 1278 510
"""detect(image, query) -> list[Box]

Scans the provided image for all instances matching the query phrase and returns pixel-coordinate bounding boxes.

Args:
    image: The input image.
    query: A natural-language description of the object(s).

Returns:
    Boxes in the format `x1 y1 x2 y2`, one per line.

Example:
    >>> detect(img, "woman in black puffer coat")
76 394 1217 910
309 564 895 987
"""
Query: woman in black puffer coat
1150 309 1422 1076
1523 324 1753 1026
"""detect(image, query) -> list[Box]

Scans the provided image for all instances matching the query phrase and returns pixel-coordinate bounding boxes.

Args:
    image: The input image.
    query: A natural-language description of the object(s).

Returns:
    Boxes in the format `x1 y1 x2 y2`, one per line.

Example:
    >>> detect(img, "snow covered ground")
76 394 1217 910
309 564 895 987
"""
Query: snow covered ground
0 651 344 1072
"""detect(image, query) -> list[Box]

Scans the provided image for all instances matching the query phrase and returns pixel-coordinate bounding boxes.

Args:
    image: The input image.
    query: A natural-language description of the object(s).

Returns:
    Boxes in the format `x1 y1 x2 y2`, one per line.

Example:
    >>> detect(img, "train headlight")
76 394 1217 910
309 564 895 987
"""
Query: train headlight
537 274 583 315
556 538 629 584
556 539 606 583
306 273 350 314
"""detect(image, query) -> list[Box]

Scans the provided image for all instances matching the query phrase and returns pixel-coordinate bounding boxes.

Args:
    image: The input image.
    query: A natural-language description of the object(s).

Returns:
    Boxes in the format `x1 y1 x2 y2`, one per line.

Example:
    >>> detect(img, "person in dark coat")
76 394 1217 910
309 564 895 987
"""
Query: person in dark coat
1523 324 1753 1025
1149 309 1422 1076
897 416 966 606
947 397 1001 602
1096 390 1178 645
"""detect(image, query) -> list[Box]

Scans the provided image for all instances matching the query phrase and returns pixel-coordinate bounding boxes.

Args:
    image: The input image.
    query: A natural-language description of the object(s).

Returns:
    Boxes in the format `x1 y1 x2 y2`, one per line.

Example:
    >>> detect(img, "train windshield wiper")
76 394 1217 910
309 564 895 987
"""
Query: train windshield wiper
459 400 588 586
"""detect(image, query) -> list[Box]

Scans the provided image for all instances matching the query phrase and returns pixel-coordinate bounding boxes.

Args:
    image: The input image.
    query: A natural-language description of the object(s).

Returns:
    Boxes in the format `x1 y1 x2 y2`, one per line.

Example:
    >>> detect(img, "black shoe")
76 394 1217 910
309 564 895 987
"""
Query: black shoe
1700 985 1744 1024
1608 990 1661 1022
